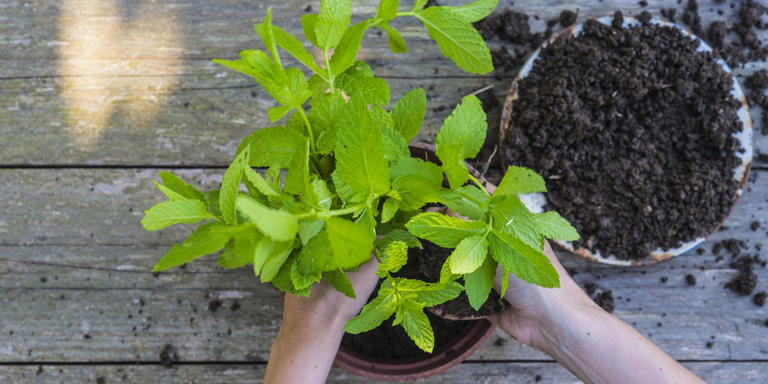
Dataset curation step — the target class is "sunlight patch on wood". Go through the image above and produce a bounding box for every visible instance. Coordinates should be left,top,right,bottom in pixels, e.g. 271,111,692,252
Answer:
57,0,182,145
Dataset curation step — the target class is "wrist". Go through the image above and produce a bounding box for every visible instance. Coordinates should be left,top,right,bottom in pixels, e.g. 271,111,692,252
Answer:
282,294,351,333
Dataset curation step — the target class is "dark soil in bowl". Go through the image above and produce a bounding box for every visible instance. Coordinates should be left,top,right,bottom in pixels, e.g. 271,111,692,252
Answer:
503,18,745,260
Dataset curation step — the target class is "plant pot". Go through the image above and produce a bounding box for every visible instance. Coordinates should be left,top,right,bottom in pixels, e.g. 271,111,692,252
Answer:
499,16,753,266
333,141,497,381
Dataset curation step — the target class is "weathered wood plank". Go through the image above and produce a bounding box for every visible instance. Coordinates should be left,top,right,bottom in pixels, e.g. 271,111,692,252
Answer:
3,168,768,246
0,362,766,383
2,241,767,363
1,0,765,165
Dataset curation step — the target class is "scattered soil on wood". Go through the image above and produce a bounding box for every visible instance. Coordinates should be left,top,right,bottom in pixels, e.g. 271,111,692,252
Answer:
503,19,744,260
754,291,767,306
584,282,615,313
685,274,697,286
159,344,179,368
712,239,766,297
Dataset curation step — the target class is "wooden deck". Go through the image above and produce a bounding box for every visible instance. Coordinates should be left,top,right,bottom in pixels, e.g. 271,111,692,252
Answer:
1,0,767,382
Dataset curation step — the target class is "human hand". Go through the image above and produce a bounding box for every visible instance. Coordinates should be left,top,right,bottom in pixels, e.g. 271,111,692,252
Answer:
282,256,380,330
488,241,596,348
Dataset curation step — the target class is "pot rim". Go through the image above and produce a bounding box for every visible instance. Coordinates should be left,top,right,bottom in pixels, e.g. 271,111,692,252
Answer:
499,16,753,266
334,319,495,381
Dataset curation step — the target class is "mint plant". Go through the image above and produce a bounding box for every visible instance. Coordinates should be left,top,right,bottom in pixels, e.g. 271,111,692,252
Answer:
141,0,579,353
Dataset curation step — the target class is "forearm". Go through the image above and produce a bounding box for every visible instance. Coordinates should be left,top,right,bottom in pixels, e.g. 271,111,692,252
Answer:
264,312,346,384
529,301,704,384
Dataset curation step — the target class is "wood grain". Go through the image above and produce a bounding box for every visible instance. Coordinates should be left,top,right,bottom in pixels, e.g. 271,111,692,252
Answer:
1,362,767,384
0,170,766,363
0,0,765,165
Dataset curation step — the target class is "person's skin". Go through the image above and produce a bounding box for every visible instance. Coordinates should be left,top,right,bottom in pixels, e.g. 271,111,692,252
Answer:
490,241,705,384
264,257,380,384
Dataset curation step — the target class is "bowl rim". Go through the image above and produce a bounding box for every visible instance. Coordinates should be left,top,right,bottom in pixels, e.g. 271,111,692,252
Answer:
499,16,754,266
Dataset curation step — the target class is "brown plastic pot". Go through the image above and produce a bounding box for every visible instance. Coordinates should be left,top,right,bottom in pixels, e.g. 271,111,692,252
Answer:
333,142,497,381
499,16,753,266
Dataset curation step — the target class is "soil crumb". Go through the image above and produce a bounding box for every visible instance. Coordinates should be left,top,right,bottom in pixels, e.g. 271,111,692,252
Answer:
159,344,179,368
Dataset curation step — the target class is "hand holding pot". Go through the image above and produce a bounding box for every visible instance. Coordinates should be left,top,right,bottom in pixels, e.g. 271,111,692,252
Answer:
490,244,705,384
264,257,379,384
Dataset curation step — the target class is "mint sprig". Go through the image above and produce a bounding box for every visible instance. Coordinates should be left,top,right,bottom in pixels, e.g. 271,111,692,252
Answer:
140,0,578,353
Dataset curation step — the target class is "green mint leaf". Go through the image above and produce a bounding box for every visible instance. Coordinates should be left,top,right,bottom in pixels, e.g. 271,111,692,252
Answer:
291,258,322,290
141,200,214,231
236,195,298,241
499,265,510,299
438,185,488,221
370,106,409,162
394,300,434,353
267,106,294,122
346,280,398,333
413,0,428,11
435,94,487,188
325,269,356,298
494,166,547,197
405,212,487,247
439,259,461,282
390,88,426,141
413,6,493,74
463,254,497,310
220,147,249,225
442,0,498,23
309,179,334,210
376,0,399,20
239,126,304,168
254,8,281,65
334,96,391,197
296,229,335,275
330,20,373,76
397,278,463,306
315,0,352,49
158,172,206,201
488,230,559,288
152,223,234,271
376,240,408,277
534,211,580,241
301,14,320,46
215,50,311,108
331,169,364,203
271,23,325,74
389,157,443,186
448,233,488,274
298,220,325,245
491,195,544,252
258,239,296,282
326,216,375,269
381,197,400,223
336,64,391,106
285,137,310,195
243,167,279,198
309,92,345,154
207,189,223,219
378,23,408,53
392,175,442,211
270,254,307,295
153,180,186,201
216,241,240,269
375,229,423,249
